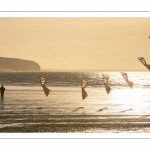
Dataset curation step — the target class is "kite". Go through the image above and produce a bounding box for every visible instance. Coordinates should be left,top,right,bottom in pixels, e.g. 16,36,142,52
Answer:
121,72,134,88
39,76,51,96
138,57,150,70
81,78,88,100
102,74,111,94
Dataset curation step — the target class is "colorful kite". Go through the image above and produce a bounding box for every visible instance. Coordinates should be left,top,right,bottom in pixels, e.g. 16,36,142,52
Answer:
81,78,88,100
102,74,111,94
138,57,150,70
121,72,134,88
39,76,51,96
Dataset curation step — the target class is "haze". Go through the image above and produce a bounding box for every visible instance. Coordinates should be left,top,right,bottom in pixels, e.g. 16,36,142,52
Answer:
0,18,150,71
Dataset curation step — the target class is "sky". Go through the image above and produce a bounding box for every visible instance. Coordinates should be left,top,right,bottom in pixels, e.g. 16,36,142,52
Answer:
0,17,150,71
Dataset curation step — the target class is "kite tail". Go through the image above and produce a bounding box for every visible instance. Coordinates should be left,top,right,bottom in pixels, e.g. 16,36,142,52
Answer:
127,81,134,89
82,87,88,100
146,64,150,70
105,84,111,95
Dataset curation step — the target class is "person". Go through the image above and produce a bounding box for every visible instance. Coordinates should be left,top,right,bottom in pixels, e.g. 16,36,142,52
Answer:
0,85,5,100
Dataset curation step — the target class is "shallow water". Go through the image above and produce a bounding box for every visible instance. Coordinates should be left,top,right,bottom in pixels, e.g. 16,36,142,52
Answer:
1,85,150,115
1,72,150,132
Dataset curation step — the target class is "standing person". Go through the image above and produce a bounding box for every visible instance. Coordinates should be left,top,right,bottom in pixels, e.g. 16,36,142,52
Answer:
0,85,5,100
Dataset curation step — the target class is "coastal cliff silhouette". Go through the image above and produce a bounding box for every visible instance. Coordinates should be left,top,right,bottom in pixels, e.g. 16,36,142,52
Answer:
0,57,40,72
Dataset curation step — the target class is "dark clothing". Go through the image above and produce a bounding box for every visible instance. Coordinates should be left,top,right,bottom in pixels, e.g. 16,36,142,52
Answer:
0,86,5,98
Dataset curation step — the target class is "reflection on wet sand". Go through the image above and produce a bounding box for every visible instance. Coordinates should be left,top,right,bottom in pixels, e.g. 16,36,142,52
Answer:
0,97,4,110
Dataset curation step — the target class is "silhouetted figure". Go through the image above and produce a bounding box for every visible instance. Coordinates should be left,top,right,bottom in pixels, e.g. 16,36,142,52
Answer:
0,85,5,100
0,85,5,110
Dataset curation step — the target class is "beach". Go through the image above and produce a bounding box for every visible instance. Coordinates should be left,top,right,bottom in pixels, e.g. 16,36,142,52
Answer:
1,83,150,133
1,114,150,133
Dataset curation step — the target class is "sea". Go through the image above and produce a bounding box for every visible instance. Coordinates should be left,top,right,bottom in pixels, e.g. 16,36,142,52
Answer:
1,71,150,133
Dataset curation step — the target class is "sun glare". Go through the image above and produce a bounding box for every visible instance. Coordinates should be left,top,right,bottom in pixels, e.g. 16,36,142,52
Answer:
114,87,147,104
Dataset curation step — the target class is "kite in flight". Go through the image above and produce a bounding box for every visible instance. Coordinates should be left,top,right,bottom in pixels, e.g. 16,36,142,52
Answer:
102,74,111,95
81,78,88,100
121,72,134,88
39,76,51,96
138,57,150,70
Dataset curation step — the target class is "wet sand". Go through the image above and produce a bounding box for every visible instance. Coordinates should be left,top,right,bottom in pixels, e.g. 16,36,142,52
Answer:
1,113,150,132
1,86,150,133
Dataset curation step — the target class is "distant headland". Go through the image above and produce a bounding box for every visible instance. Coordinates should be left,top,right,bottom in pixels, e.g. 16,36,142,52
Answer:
0,57,40,72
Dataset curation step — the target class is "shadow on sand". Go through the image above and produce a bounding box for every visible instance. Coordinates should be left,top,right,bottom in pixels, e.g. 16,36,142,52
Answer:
73,107,84,112
0,97,4,110
97,107,108,112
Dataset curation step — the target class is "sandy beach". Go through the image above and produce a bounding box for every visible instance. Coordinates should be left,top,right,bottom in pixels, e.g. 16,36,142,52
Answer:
1,113,150,132
1,85,150,133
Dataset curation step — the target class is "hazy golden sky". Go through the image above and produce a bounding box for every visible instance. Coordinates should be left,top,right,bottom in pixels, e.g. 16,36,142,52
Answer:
0,18,150,71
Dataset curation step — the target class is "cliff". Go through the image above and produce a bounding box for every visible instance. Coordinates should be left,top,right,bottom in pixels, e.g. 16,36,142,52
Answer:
0,57,40,72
